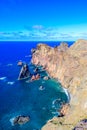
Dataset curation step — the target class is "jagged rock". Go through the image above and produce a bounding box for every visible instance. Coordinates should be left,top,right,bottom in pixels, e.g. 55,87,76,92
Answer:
56,42,68,52
58,103,70,117
13,115,30,125
30,74,40,81
18,64,31,80
31,40,87,130
31,48,36,54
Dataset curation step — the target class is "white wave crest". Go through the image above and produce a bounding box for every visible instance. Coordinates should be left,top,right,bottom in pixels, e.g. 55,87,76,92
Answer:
0,77,7,80
9,117,15,126
7,81,15,85
63,88,71,102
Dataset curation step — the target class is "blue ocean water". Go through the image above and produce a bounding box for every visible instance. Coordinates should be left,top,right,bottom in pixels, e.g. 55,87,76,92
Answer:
0,41,73,130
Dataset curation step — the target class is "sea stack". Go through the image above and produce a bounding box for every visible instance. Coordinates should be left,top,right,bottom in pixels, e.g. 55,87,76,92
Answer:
12,115,30,125
18,63,31,80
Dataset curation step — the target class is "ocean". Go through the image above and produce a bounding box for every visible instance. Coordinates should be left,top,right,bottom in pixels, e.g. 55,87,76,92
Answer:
0,41,73,130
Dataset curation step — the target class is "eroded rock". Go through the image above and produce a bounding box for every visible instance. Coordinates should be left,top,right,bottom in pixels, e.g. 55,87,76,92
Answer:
18,64,31,80
30,74,40,81
31,39,87,130
12,115,30,125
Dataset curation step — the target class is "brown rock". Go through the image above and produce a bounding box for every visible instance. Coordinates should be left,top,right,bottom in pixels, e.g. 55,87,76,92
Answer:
30,74,40,81
31,40,87,130
59,103,70,117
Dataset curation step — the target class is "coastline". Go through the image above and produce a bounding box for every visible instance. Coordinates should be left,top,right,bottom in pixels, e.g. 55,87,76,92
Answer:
31,39,87,130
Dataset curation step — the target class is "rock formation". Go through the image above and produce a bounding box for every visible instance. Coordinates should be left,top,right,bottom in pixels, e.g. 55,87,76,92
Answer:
18,64,31,80
31,39,87,130
30,73,40,81
12,115,30,125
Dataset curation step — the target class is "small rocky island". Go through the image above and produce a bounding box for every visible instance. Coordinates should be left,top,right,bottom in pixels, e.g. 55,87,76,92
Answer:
11,115,30,125
31,39,87,130
18,63,31,80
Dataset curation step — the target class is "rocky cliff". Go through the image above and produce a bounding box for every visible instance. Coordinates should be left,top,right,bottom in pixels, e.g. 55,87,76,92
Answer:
31,39,87,130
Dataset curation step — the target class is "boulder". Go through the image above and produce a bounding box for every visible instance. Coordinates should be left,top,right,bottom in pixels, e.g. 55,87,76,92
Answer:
13,115,30,125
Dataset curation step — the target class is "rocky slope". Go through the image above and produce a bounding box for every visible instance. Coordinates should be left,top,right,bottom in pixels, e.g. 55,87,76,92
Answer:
31,39,87,130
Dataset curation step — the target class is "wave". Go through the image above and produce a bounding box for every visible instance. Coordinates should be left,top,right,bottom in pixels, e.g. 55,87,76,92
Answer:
52,98,61,105
63,88,71,102
25,55,31,58
42,81,45,84
7,81,15,85
0,77,7,81
52,98,61,109
7,64,13,66
10,117,15,126
51,111,58,116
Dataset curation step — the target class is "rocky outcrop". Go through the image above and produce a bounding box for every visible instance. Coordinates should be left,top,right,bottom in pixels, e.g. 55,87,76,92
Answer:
12,115,30,125
30,74,40,81
18,64,31,80
31,39,87,130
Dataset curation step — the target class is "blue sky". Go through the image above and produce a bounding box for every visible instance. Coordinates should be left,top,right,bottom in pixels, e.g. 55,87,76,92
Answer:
0,0,87,41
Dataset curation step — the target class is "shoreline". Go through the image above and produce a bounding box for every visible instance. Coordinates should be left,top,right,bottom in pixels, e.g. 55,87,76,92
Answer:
31,39,87,130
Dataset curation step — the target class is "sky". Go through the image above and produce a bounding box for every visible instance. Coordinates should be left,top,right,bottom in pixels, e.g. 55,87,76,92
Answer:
0,0,87,41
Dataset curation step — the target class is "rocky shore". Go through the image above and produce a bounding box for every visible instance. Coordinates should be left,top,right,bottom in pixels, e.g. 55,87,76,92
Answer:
31,39,87,130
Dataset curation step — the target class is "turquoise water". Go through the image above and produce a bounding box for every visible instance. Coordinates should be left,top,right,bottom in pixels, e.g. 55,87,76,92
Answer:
0,41,71,130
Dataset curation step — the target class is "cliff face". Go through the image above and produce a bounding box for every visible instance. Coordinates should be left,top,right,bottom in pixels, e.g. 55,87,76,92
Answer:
32,39,87,130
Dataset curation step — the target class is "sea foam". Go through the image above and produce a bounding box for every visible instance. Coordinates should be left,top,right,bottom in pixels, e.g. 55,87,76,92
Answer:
0,77,7,81
7,81,15,85
63,88,71,102
7,64,13,66
10,117,15,126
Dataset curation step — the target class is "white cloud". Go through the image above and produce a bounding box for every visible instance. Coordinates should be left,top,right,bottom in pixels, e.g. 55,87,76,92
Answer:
32,25,44,30
0,25,87,41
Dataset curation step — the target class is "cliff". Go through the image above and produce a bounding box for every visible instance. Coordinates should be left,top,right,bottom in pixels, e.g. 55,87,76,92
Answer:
31,39,87,130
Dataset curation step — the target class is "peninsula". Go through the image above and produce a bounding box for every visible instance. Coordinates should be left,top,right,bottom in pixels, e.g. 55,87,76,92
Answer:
31,39,87,130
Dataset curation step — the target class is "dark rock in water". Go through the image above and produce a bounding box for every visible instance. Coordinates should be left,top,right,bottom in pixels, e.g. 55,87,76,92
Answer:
18,64,31,80
31,48,36,54
13,115,30,125
30,74,40,81
34,67,39,73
